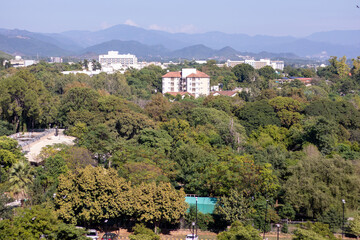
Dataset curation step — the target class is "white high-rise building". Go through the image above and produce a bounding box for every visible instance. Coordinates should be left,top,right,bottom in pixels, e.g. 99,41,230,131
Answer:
98,51,138,70
162,68,210,98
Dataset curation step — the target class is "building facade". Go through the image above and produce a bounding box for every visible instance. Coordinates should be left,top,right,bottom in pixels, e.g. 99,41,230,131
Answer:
226,59,284,71
162,68,210,98
98,51,138,70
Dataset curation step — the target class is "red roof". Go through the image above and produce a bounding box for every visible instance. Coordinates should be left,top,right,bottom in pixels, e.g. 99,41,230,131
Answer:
212,91,239,96
165,92,195,97
162,72,181,78
186,71,210,78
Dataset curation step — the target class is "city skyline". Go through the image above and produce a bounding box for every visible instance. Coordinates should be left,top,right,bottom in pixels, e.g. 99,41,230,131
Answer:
1,0,359,37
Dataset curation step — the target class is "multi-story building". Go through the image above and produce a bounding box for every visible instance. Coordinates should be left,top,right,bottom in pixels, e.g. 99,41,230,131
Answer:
98,51,138,70
226,59,284,71
162,68,210,98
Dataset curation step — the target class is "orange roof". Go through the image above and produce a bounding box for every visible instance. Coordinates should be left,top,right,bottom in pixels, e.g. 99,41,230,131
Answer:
212,91,239,96
162,72,181,78
186,71,210,78
165,92,195,97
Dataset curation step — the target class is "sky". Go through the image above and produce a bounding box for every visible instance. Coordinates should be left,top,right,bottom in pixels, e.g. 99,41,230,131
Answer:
1,0,359,37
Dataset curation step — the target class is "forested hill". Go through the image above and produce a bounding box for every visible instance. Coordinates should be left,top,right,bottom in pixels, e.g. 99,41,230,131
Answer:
1,57,360,238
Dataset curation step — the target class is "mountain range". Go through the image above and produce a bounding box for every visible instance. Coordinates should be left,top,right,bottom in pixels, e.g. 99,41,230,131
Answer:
0,25,359,60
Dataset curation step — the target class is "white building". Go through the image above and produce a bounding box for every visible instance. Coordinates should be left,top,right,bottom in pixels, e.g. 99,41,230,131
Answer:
98,51,138,71
226,59,284,71
10,56,37,67
162,68,210,98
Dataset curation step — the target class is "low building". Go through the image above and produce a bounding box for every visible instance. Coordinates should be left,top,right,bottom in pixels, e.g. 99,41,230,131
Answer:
227,59,284,71
162,68,210,98
277,77,313,86
211,90,239,97
10,56,37,67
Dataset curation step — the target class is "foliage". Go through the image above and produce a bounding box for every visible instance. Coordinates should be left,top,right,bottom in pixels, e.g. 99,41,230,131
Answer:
236,100,281,134
349,213,360,240
293,222,336,240
55,166,133,226
284,151,360,218
231,64,256,84
214,189,252,224
185,205,214,231
129,223,160,240
0,205,58,240
133,182,187,232
217,221,262,240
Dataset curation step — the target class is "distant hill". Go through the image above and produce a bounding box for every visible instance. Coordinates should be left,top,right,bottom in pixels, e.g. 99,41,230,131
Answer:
81,40,169,59
0,28,81,55
306,30,360,47
82,40,299,61
0,25,359,59
0,34,70,56
0,50,12,59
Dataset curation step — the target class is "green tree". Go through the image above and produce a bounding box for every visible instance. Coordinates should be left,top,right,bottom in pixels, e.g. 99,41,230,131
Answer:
269,97,303,128
8,160,33,199
133,182,187,233
0,120,15,136
349,213,360,240
145,93,171,122
258,66,277,80
284,150,360,218
214,189,253,224
138,128,173,154
232,64,256,83
55,166,133,226
236,100,281,134
115,111,156,140
217,221,262,240
293,222,336,240
0,205,58,240
129,223,160,240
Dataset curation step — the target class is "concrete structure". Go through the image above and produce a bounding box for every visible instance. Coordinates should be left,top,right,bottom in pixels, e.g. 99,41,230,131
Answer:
277,77,313,86
162,68,210,98
50,57,63,63
99,51,138,70
226,59,284,71
10,56,37,67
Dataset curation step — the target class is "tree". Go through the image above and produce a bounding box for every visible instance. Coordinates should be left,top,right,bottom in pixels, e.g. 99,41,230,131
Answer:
138,128,173,154
8,160,33,199
133,182,187,233
0,120,14,136
284,151,360,218
258,66,277,80
269,97,303,128
55,166,133,226
232,64,256,83
236,100,281,134
214,189,252,224
145,93,171,122
129,223,160,240
0,69,50,131
0,205,58,240
217,221,262,240
329,56,350,78
293,222,336,240
349,213,360,240
115,111,156,140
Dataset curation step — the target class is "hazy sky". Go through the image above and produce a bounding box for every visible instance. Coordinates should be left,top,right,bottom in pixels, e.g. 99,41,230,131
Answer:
1,0,359,37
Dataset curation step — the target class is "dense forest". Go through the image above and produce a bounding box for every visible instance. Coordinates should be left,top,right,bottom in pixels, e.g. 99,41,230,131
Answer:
1,56,360,239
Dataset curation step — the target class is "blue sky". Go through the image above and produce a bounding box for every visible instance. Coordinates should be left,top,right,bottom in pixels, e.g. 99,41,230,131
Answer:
1,0,359,37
